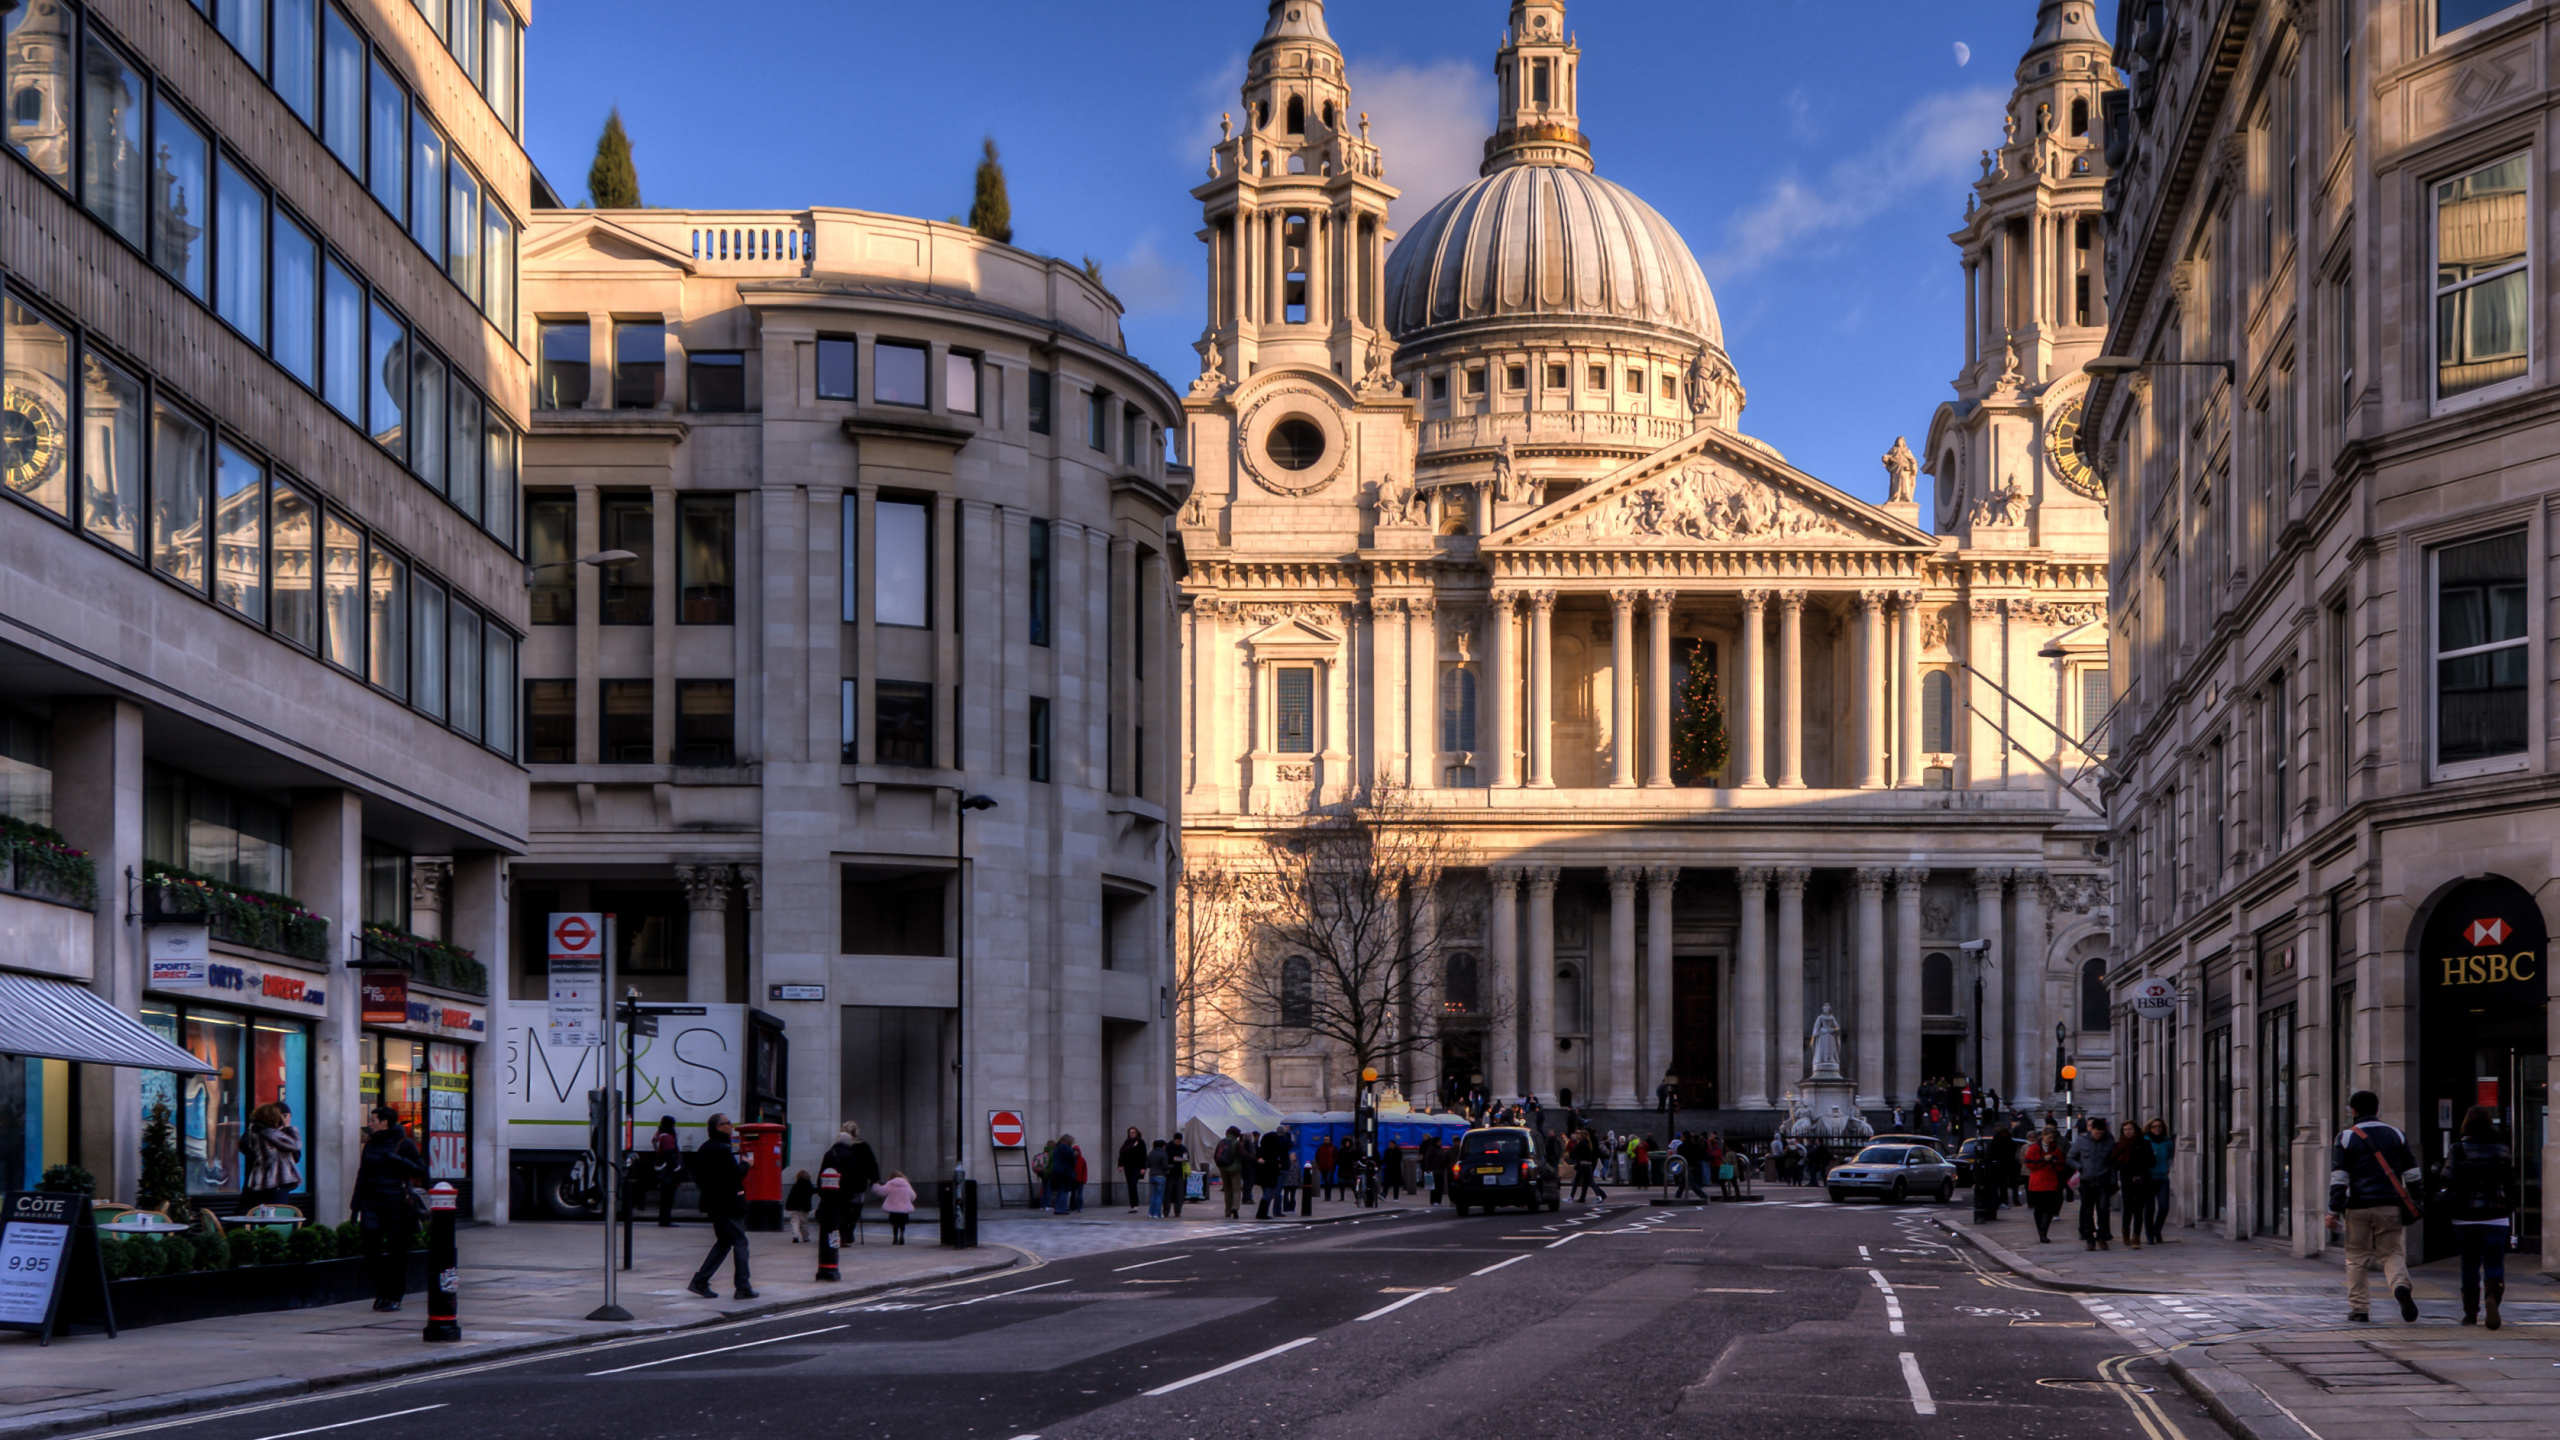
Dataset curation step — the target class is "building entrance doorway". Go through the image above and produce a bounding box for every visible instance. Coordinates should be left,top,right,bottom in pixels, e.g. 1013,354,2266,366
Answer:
1921,1035,1963,1091
1439,1031,1485,1109
2416,875,2546,1257
1671,954,1719,1109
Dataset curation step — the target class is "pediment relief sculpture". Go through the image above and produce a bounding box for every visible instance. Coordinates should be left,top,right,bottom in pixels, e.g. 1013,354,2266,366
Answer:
1534,461,1846,545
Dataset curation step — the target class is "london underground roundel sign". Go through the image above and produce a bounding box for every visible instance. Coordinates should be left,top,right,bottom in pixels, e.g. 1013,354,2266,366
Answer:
2128,976,2178,1017
988,1111,1026,1149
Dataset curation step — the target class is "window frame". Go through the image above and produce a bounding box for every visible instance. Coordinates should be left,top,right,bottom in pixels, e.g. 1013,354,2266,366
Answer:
2429,0,2528,45
2427,526,2536,780
2428,148,2533,414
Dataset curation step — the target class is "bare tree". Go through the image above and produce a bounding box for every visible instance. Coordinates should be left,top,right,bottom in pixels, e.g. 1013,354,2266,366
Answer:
1174,861,1261,1077
1220,785,1490,1090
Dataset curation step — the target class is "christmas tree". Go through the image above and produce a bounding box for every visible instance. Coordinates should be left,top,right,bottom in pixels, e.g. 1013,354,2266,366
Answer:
138,1100,192,1223
1671,657,1728,783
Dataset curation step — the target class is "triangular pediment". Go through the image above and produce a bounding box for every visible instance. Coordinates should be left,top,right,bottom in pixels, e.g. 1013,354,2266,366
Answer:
1240,617,1341,655
522,215,699,273
1488,428,1935,550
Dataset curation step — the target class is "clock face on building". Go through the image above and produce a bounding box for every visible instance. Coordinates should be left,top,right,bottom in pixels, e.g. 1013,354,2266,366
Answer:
2042,388,2103,501
2,386,66,500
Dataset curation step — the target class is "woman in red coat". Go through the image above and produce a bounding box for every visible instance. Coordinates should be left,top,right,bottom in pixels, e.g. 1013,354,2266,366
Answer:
2021,1125,2070,1244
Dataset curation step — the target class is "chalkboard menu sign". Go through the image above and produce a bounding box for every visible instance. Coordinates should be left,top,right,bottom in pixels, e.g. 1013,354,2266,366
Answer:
0,1192,116,1344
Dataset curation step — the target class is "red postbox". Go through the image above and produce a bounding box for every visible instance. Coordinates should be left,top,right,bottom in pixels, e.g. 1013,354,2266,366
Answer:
736,1122,786,1232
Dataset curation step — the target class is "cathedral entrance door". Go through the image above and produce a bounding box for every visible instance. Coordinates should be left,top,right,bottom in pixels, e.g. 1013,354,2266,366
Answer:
1672,953,1720,1110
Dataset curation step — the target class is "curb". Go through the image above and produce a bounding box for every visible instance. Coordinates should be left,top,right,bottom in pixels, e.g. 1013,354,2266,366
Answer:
0,1254,1021,1440
1928,1215,2187,1295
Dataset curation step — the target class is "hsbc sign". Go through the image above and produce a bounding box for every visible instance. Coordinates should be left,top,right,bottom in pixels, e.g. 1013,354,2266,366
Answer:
2420,881,2545,1001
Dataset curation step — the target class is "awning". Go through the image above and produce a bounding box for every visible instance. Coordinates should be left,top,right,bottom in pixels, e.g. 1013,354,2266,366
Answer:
0,971,215,1072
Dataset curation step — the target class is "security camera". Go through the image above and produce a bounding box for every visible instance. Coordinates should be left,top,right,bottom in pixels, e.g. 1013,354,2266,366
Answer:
1957,939,1988,952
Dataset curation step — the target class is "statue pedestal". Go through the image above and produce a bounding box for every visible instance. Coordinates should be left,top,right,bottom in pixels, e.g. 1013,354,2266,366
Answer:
1782,1068,1873,1148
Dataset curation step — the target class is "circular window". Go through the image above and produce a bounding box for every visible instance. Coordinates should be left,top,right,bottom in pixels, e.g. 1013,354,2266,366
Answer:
1265,417,1327,471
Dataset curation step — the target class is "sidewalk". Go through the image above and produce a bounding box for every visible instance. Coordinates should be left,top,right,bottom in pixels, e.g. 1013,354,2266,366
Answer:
0,1220,1019,1440
1938,1206,2560,1440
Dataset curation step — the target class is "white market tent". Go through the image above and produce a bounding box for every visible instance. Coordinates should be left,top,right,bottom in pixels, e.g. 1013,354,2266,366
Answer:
1175,1073,1287,1157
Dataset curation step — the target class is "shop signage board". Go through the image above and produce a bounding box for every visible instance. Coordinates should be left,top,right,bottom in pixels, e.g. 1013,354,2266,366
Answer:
546,912,605,1048
2420,884,2544,1003
0,1192,114,1345
361,972,410,1026
2127,977,2177,1017
144,924,209,988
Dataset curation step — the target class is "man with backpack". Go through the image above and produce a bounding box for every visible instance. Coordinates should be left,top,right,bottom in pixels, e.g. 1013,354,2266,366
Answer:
2328,1089,2424,1323
1216,1126,1245,1218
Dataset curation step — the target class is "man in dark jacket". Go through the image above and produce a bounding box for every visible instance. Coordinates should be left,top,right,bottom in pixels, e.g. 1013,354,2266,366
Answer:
350,1107,427,1311
686,1113,757,1299
1253,1128,1290,1218
816,1127,878,1247
2329,1090,2422,1322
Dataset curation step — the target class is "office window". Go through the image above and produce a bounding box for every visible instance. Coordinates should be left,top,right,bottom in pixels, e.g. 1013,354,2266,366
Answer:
80,29,145,246
482,2,518,132
483,412,515,548
1921,669,1954,752
270,482,316,649
1275,666,1315,753
1028,517,1051,646
214,157,265,344
367,545,407,698
275,0,316,123
447,381,483,520
526,493,573,623
678,496,735,623
3,1,72,191
946,352,979,415
840,870,948,956
816,337,855,399
599,494,654,625
411,575,445,721
483,626,515,756
600,679,652,763
875,681,932,767
1441,665,1477,751
2433,531,2528,767
1027,368,1051,433
2437,0,2525,36
2080,667,2111,751
523,679,573,763
1088,389,1108,450
322,257,363,419
537,321,588,409
320,5,363,172
688,352,745,412
2266,672,2289,846
874,341,926,407
321,512,361,670
366,301,405,459
212,443,264,623
410,346,446,491
449,0,483,93
408,112,444,257
79,351,144,552
448,595,481,739
2432,152,2529,400
1028,695,1052,781
874,500,928,627
272,213,317,385
613,321,664,408
150,402,209,592
0,298,69,518
365,55,404,218
676,680,735,766
482,205,514,337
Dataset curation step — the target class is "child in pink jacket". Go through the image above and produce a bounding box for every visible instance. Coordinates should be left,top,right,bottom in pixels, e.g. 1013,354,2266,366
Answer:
872,1172,917,1245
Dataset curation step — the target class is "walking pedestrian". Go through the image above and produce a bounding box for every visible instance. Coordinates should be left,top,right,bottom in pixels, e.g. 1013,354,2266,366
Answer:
1046,1135,1083,1216
2139,1118,2174,1243
2067,1116,2116,1250
1419,1133,1443,1205
2328,1089,2424,1323
1380,1138,1405,1199
1315,1136,1339,1201
784,1169,815,1242
1145,1138,1169,1217
872,1171,917,1244
2110,1120,2150,1248
649,1115,684,1226
1217,1127,1245,1217
1254,1128,1290,1218
685,1113,757,1299
1166,1134,1190,1217
2022,1125,2068,1243
349,1106,426,1311
2435,1106,2520,1329
1119,1127,1148,1213
1071,1140,1088,1212
817,1128,875,1248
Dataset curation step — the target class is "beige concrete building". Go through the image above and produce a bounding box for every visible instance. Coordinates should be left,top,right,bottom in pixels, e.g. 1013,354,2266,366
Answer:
1179,1,2115,1123
1,0,531,1219
512,205,1184,1206
2089,0,2556,1268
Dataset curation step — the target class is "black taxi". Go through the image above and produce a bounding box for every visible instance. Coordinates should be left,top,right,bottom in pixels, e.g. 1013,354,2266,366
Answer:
1446,1126,1562,1215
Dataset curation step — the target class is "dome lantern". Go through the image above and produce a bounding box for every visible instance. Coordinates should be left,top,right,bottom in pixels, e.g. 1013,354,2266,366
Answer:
1484,1,1591,175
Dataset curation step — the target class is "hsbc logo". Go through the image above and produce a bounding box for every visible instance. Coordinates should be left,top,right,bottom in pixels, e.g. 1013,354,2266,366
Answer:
2466,917,2511,948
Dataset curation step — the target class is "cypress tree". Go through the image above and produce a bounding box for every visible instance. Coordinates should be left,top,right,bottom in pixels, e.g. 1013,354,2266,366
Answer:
1670,654,1729,783
137,1100,193,1223
586,108,641,209
968,136,1012,244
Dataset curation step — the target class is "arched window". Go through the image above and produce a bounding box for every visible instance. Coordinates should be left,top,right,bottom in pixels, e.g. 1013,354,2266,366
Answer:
1280,955,1314,1028
1441,666,1477,752
1922,952,1955,1015
1286,95,1305,135
1921,670,1954,752
1321,101,1336,130
1444,953,1479,1014
2070,97,2090,136
2080,957,2110,1032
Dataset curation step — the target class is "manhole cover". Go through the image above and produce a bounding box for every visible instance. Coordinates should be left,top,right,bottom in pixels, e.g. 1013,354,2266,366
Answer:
2036,1379,2156,1394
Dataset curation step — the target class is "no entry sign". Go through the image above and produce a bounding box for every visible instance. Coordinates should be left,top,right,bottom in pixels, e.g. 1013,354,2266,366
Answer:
987,1110,1026,1148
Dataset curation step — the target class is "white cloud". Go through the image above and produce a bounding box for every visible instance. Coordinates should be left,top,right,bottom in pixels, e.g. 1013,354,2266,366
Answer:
1349,58,1495,232
1702,86,2004,281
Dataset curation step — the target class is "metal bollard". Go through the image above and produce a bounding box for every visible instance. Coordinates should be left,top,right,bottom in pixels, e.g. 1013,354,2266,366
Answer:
1299,1164,1314,1217
815,1168,842,1281
423,1182,460,1342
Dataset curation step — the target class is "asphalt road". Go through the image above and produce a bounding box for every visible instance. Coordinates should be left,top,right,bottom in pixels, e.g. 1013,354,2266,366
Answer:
69,1194,2224,1440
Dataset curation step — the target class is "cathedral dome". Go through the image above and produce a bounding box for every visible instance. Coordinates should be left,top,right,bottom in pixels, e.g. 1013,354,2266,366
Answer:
1384,163,1724,355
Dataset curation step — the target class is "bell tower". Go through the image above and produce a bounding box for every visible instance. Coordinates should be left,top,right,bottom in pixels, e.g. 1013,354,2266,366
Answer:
1193,0,1397,382
1484,1,1591,174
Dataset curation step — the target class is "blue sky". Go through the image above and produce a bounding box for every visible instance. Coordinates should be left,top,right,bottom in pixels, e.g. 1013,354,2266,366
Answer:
525,1,2106,505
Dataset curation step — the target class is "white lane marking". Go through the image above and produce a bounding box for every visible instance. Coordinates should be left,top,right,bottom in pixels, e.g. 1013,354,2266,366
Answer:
1143,1335,1320,1396
1545,1231,1590,1249
1859,1245,1872,1261
248,1407,449,1440
925,1278,1070,1310
1113,1254,1190,1272
1870,1268,1906,1336
1471,1254,1530,1277
1899,1352,1937,1416
1695,1287,1780,1294
586,1325,849,1375
1356,1286,1451,1321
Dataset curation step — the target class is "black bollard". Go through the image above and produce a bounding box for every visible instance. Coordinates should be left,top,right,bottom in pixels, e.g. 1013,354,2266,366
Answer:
1299,1164,1314,1217
423,1183,460,1342
816,1168,842,1281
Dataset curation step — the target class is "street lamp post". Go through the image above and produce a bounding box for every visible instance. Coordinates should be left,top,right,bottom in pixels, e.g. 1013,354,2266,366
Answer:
945,793,997,1247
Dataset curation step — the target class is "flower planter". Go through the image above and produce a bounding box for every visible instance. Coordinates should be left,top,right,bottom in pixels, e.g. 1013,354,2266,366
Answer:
99,1251,429,1329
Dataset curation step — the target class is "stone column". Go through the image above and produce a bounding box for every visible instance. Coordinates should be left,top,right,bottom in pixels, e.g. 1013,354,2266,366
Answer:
1406,599,1438,787
1406,882,1439,1104
1609,591,1638,788
407,859,451,942
676,862,733,1005
1896,591,1924,787
1527,590,1557,789
1776,591,1807,788
1606,867,1639,1106
1855,868,1888,1107
2012,871,2048,1108
1488,594,1520,788
737,862,765,1007
1736,868,1772,1107
1893,868,1927,1107
1736,590,1767,787
1645,590,1676,787
52,698,144,1207
447,853,508,1222
1372,598,1406,788
1488,868,1521,1096
1973,869,2009,1097
1525,868,1561,1100
1776,868,1810,1081
290,789,364,1224
1644,866,1678,1101
1856,593,1886,788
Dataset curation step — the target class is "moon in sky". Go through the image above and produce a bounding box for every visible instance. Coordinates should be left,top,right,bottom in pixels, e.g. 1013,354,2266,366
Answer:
1953,41,1972,66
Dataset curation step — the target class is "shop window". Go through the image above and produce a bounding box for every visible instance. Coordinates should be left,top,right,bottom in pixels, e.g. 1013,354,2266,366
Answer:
523,679,574,763
143,762,290,893
600,679,652,763
2432,530,2528,769
613,320,664,408
143,1005,312,1200
676,680,735,766
874,341,927,407
841,868,948,956
599,494,654,624
688,352,746,412
678,496,735,623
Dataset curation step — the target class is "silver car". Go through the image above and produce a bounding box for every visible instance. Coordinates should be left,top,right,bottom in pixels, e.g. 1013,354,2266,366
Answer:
1825,1144,1957,1204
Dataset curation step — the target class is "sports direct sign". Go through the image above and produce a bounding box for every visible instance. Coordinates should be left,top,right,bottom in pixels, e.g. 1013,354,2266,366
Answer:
2127,976,2178,1017
988,1110,1026,1148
